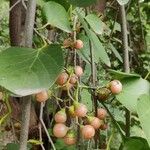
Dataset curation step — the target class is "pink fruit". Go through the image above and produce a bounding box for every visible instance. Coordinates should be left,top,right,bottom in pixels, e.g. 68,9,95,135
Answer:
74,66,83,77
35,91,48,102
53,123,68,138
74,39,83,49
69,74,78,84
54,109,67,123
88,116,103,129
97,108,107,120
56,72,69,86
109,80,122,94
74,102,88,117
81,125,95,139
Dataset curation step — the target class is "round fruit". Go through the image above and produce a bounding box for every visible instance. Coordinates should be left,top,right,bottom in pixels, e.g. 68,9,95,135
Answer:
109,80,122,94
74,66,83,77
0,92,3,100
54,109,67,123
63,131,76,145
35,91,48,102
53,123,68,138
56,72,69,86
97,108,107,120
96,88,111,101
74,102,87,117
69,74,78,84
88,116,102,129
81,125,95,139
100,124,108,130
74,39,83,49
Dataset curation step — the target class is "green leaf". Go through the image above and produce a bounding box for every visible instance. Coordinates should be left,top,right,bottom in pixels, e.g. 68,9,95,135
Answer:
85,14,104,35
77,34,90,63
6,143,19,150
43,1,72,33
117,0,129,5
137,94,150,147
77,12,110,66
122,137,150,150
48,0,70,10
67,0,96,7
116,78,150,112
108,69,140,79
0,44,64,96
107,43,123,62
81,89,92,111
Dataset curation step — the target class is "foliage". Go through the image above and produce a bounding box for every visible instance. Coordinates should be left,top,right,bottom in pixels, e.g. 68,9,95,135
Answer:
0,0,149,149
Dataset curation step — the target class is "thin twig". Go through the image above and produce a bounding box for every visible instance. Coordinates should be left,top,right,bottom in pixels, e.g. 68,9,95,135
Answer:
73,15,78,67
9,0,27,11
39,102,56,150
9,0,21,11
137,0,147,51
89,38,98,148
38,123,45,150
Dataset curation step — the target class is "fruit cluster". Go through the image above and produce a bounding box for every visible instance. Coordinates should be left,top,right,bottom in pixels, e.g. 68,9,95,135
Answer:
56,65,83,90
52,102,108,145
34,65,123,146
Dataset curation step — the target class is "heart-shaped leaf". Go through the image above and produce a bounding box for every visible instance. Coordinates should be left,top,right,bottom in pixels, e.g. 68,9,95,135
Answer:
137,94,150,147
67,0,96,7
116,78,150,112
43,1,72,33
0,44,64,96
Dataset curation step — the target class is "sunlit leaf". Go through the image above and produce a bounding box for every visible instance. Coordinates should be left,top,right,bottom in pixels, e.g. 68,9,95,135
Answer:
85,14,104,35
43,1,72,33
0,44,64,96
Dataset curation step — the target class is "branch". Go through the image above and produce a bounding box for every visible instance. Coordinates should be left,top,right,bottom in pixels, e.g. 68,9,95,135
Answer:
89,37,98,148
19,0,36,150
120,4,130,137
137,0,147,51
39,122,45,150
39,102,56,150
19,96,32,150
